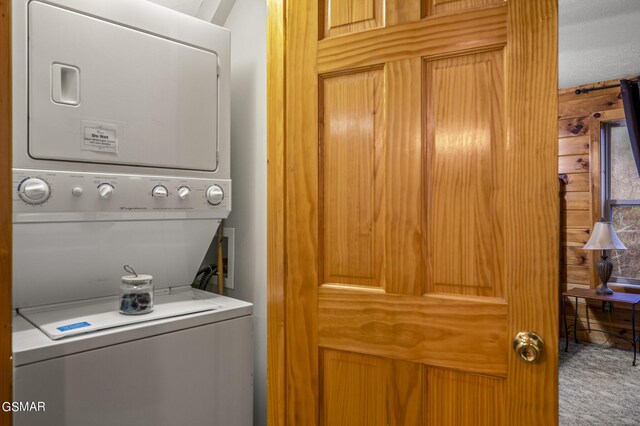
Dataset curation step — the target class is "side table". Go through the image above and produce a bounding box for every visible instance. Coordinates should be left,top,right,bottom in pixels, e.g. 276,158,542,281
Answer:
562,287,640,366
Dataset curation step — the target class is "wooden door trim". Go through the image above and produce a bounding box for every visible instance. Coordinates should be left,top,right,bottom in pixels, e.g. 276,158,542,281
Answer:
281,0,320,421
267,0,286,425
0,0,12,424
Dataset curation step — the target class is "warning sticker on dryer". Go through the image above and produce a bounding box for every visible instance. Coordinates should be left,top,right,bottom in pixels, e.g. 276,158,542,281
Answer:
82,122,118,153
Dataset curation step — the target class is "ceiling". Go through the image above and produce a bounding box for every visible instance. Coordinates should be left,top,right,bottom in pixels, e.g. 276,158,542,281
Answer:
560,0,640,88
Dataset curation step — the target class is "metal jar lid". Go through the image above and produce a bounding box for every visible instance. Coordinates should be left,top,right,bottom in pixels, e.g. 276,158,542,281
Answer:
121,274,153,284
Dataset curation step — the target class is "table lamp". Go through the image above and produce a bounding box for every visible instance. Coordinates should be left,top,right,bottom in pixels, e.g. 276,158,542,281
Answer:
583,218,627,295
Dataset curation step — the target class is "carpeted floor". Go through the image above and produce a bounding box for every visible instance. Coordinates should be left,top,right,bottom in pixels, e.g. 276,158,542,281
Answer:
560,337,640,425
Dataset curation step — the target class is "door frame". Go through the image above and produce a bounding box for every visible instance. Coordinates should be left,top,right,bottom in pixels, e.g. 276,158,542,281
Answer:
267,0,558,424
266,0,286,425
0,0,12,424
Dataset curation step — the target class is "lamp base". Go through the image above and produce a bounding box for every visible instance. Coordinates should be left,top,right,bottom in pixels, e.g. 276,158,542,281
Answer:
596,254,614,295
595,283,614,295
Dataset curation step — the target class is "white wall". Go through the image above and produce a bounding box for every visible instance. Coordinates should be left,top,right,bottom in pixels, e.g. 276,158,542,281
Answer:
222,1,267,425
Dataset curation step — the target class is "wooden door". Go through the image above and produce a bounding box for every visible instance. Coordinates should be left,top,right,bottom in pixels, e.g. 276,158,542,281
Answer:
267,0,558,424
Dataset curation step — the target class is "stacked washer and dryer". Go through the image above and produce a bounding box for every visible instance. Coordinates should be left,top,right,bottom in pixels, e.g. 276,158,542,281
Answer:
10,1,252,425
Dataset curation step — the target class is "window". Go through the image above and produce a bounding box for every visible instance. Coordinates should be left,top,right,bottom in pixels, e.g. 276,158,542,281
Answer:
604,122,640,283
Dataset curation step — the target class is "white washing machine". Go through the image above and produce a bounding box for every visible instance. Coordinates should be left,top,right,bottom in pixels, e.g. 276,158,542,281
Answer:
13,288,253,426
10,0,252,424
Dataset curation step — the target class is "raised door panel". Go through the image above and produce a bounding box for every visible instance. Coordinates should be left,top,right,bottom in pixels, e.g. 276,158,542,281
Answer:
424,50,505,298
320,70,385,287
323,0,383,38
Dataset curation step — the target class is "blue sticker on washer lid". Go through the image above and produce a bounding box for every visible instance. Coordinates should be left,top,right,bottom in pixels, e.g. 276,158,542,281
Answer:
56,321,91,332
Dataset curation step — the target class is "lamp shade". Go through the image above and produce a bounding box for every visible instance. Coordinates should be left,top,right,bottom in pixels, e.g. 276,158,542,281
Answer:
583,221,627,250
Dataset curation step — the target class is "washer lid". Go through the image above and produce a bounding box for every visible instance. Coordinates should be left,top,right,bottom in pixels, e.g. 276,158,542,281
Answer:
13,287,253,366
19,288,222,340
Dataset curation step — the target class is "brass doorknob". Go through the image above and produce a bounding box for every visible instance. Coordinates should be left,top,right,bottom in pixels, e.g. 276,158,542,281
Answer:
513,332,544,363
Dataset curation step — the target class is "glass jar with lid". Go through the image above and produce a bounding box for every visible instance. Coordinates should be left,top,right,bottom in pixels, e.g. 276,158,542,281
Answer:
120,273,154,315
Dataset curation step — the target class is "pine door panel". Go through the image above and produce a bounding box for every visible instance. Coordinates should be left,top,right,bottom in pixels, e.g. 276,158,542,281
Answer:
320,69,385,287
425,50,505,297
322,0,383,38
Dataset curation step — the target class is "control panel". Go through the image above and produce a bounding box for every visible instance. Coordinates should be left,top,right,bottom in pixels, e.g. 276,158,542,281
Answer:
13,169,231,220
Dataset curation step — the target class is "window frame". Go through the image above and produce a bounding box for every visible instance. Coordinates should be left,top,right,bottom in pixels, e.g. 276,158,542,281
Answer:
602,120,640,285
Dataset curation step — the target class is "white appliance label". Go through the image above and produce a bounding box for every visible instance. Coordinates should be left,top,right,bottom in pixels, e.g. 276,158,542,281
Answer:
82,122,118,153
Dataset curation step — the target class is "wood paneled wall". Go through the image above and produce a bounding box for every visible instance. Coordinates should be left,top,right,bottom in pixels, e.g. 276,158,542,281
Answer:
559,78,640,347
0,0,11,423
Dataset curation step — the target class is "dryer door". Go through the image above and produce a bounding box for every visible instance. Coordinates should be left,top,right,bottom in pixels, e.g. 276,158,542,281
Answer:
28,1,219,172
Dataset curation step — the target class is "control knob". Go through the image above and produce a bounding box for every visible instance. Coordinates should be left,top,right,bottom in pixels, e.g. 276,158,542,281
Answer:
152,185,168,199
98,183,114,199
206,185,224,205
18,178,51,204
177,186,191,200
72,186,83,197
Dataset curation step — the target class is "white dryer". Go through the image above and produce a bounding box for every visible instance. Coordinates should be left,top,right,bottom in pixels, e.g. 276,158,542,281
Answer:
10,0,252,424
